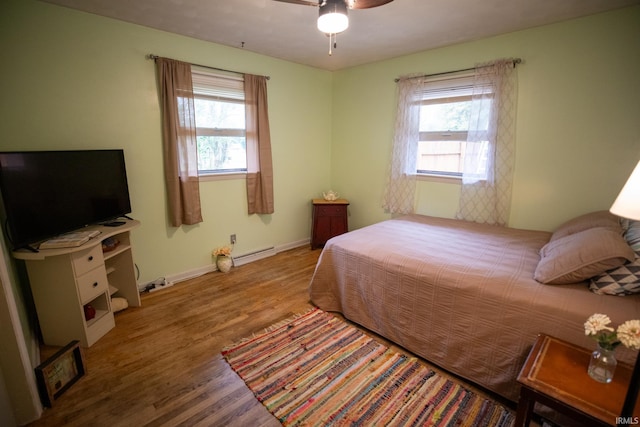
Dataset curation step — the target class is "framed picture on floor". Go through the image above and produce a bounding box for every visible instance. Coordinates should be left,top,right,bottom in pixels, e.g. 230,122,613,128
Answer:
34,340,86,407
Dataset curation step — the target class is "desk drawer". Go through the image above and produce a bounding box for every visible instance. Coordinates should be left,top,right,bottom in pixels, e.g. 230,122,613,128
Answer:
72,245,104,277
77,265,108,304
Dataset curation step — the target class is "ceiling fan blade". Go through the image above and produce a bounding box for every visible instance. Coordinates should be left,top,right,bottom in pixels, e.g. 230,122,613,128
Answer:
349,0,394,9
272,0,319,6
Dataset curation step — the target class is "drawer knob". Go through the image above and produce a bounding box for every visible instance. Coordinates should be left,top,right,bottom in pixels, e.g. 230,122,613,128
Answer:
93,282,98,288
88,256,94,262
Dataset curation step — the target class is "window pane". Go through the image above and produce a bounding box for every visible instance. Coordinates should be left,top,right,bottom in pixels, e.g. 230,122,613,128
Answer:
464,140,490,178
194,98,245,129
417,140,465,174
197,136,247,172
417,96,491,178
194,96,247,173
419,101,470,132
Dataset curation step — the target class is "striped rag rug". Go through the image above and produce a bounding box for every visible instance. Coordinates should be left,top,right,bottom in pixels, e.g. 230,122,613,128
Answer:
222,308,515,426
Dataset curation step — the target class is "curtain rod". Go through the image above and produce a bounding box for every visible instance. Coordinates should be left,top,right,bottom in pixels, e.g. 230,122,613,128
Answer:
147,54,270,80
394,58,522,83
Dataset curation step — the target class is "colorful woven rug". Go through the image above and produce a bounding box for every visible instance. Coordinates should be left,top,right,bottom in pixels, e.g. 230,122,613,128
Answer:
222,308,514,426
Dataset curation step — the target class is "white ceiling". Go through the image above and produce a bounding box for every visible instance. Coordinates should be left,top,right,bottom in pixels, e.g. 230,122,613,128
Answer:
40,0,639,71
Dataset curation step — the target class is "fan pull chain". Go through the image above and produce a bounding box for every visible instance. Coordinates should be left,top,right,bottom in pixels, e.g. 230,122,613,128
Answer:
328,33,338,56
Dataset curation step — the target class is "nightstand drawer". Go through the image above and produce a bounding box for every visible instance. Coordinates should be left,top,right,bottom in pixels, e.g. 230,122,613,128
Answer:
72,245,104,277
77,265,108,304
316,205,347,216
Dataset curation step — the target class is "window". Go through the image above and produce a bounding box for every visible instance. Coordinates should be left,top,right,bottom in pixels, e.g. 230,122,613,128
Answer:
192,69,246,174
416,73,490,179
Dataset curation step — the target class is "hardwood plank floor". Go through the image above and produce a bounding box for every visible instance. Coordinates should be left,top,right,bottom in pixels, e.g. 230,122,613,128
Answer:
29,246,319,427
27,245,519,427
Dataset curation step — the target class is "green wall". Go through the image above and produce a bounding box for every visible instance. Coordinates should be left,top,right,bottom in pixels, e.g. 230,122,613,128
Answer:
0,0,333,286
332,6,640,231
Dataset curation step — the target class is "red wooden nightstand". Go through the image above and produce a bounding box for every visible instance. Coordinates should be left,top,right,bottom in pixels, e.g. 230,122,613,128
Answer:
311,198,349,249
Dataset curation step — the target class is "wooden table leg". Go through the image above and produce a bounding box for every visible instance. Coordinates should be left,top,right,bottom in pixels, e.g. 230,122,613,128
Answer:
514,387,535,427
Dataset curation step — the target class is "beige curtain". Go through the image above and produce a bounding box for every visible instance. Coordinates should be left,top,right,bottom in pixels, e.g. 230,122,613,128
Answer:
244,74,274,214
156,57,203,226
455,58,518,226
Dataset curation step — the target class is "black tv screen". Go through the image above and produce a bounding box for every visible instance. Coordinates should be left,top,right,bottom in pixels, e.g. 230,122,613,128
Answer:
0,150,132,250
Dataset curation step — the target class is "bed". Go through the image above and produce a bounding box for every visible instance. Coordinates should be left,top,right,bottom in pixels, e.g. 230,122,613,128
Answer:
309,212,640,403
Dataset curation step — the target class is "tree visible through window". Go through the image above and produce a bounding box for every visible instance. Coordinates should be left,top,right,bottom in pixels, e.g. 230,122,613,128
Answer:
192,69,247,174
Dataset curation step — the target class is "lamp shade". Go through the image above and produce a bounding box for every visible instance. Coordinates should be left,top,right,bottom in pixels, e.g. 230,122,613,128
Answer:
610,160,640,221
318,0,349,34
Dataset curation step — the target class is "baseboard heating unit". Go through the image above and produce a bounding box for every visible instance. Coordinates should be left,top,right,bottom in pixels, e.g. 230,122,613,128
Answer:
232,246,276,267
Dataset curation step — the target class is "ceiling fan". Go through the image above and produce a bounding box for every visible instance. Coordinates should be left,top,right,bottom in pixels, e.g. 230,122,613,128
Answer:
274,0,394,10
273,0,394,34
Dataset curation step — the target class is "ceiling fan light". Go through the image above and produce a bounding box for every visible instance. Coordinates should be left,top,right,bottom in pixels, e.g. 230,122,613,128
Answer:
317,0,349,34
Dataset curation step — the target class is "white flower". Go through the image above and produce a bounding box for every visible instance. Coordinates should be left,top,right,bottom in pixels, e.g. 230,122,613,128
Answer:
617,320,640,350
584,313,614,336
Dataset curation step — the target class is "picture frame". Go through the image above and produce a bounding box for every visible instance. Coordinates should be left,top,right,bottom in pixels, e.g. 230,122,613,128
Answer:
34,340,85,407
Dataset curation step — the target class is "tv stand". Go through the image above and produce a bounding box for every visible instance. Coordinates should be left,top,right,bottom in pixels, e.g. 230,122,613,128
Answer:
13,219,141,347
21,244,39,253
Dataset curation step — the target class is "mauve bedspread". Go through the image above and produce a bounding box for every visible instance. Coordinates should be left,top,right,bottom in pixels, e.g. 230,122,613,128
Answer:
309,214,640,402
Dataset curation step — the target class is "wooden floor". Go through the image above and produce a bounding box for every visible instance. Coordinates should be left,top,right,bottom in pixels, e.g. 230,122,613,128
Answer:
29,246,319,427
27,245,517,427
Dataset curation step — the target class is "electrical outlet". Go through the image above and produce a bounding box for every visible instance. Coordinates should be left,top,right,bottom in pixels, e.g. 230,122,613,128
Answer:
230,234,236,244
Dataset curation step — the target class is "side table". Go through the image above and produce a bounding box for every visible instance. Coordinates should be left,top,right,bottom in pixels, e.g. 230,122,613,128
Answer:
515,334,640,426
311,198,349,249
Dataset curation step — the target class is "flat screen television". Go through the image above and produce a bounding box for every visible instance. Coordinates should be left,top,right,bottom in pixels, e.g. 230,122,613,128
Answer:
0,149,132,250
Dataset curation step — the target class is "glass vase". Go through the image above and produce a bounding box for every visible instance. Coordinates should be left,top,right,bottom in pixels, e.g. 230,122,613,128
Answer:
588,343,617,383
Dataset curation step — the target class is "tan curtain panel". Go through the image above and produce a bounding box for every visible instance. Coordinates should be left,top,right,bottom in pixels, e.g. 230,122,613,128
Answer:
156,57,203,226
244,74,274,215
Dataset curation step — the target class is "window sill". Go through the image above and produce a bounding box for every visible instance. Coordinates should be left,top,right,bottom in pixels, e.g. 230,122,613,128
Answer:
416,173,461,184
199,172,246,182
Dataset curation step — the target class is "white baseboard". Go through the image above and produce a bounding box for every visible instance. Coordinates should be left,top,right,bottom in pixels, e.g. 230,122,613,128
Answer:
138,238,311,289
164,265,216,287
275,238,310,253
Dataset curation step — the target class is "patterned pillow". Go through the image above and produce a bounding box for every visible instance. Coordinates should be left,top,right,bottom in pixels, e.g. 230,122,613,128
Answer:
622,219,640,251
590,252,640,296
